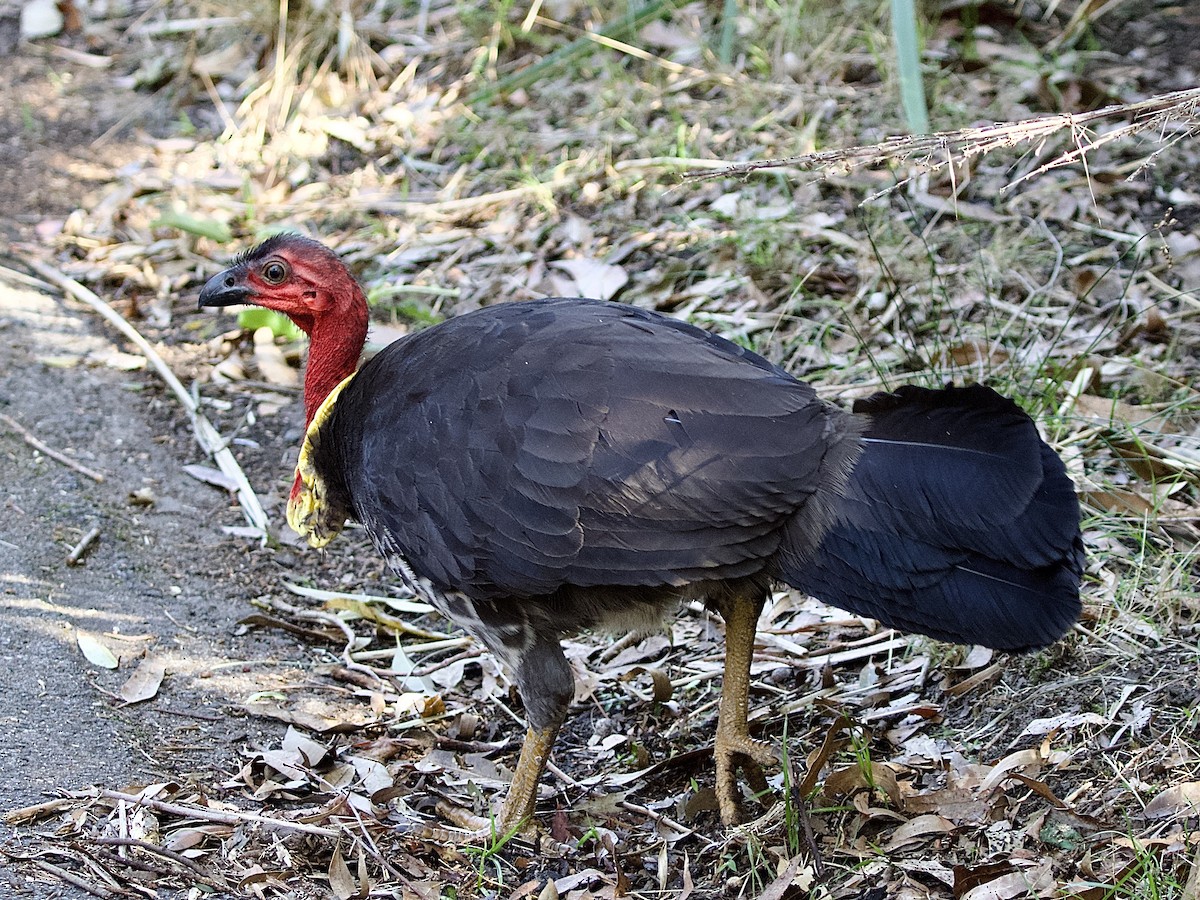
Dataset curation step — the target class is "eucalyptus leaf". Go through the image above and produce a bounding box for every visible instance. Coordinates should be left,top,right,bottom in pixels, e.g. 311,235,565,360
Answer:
237,308,305,340
151,211,233,243
77,630,119,669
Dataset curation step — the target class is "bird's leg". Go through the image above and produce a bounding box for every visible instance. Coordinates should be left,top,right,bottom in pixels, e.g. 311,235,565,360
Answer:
428,624,573,843
432,722,563,838
485,629,575,835
495,722,562,833
712,592,775,826
427,627,572,844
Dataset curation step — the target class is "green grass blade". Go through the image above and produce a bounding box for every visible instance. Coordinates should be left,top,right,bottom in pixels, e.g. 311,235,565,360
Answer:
717,0,738,65
891,0,929,133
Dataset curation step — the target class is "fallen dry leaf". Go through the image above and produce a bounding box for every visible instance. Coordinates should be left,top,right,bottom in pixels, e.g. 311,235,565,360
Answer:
328,847,356,900
76,630,119,669
119,655,166,703
252,327,299,387
182,464,239,493
549,258,629,301
1144,782,1200,819
885,813,956,850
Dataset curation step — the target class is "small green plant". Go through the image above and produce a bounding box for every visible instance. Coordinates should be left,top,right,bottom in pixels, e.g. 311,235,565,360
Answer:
366,284,451,328
777,719,805,860
1100,834,1186,900
849,727,876,791
461,812,524,891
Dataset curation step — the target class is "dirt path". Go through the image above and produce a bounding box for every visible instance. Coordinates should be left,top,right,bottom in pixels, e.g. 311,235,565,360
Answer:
0,275,299,898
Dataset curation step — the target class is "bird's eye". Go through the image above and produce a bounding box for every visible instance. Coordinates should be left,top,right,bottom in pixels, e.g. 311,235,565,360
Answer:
262,260,289,284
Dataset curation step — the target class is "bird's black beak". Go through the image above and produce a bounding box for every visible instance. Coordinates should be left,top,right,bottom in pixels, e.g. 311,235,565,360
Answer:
198,269,253,310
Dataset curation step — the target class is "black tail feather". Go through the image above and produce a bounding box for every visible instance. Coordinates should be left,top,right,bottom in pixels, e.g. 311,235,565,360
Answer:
779,384,1083,651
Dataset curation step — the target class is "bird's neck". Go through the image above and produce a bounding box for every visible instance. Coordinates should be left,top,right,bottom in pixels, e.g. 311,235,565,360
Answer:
288,292,368,508
302,295,369,428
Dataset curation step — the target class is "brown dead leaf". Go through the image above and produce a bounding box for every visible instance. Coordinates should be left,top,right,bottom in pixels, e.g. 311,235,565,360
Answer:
1073,394,1175,434
757,855,815,900
960,862,1054,900
119,655,166,703
396,692,445,718
244,698,377,732
282,726,332,767
903,787,995,824
328,847,356,900
162,827,217,852
945,661,1003,698
259,748,310,783
939,340,1010,368
252,327,299,387
885,813,956,850
953,861,1017,899
980,745,1069,792
622,666,673,703
1144,782,1200,819
1111,438,1187,482
824,762,901,805
1082,488,1156,517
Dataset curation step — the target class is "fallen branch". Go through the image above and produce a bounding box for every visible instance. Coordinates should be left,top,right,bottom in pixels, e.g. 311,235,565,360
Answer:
30,860,115,899
72,788,342,838
0,412,106,483
3,796,77,826
266,594,392,687
91,836,224,886
281,580,434,615
23,259,269,541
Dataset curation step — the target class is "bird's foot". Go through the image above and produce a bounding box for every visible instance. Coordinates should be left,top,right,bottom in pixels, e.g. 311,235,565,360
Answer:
396,723,568,852
714,733,777,826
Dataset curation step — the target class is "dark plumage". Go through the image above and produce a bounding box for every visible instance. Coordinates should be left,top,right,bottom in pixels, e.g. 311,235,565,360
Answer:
200,235,1084,833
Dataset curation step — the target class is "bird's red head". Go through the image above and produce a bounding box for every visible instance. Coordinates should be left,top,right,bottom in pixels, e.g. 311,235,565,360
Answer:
200,234,370,508
198,234,365,336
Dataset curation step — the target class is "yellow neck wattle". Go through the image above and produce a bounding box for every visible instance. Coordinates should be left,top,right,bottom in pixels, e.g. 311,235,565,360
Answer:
287,372,356,547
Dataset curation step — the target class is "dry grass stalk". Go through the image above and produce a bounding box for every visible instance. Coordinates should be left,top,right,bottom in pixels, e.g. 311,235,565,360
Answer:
684,87,1200,192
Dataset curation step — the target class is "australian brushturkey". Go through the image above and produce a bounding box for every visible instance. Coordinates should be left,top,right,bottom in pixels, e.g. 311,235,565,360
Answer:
200,234,1083,834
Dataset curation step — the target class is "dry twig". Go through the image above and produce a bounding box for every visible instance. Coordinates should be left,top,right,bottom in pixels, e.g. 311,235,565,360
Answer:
3,796,77,826
0,412,106,483
29,860,115,899
71,788,342,838
66,525,102,566
91,837,224,886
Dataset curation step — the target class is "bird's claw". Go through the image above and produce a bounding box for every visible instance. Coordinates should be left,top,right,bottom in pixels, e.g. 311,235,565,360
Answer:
714,734,778,825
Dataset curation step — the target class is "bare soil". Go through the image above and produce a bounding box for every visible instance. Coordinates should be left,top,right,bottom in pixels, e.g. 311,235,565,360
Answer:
0,49,304,899
0,283,321,899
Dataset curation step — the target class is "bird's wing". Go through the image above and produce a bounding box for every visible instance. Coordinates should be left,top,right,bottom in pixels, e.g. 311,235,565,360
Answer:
339,299,854,598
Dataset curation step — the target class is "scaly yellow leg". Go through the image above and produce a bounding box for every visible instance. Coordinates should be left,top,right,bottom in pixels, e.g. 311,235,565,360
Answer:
432,723,560,837
497,724,560,833
714,595,776,826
